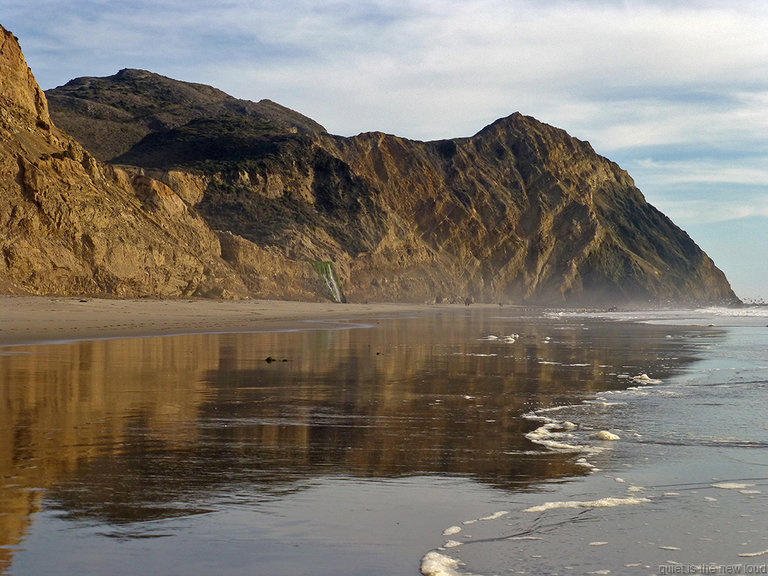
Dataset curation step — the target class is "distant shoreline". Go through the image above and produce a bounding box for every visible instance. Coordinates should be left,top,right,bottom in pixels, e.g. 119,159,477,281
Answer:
0,296,456,346
1,295,750,347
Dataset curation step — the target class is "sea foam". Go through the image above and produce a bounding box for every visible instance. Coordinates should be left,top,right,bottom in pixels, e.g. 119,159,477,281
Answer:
590,430,620,441
712,482,755,490
524,496,650,513
420,551,463,576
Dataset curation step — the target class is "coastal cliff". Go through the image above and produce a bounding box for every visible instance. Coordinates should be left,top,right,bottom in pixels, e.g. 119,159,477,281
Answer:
1,25,739,304
0,25,258,297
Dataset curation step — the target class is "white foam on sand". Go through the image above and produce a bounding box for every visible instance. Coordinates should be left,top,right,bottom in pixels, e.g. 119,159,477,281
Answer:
523,409,623,463
631,374,663,385
443,526,462,536
524,496,650,513
712,482,756,490
590,430,620,441
480,511,509,521
576,457,599,471
526,431,585,452
420,551,463,576
739,549,768,558
588,400,624,407
443,540,462,548
535,405,579,414
524,416,588,452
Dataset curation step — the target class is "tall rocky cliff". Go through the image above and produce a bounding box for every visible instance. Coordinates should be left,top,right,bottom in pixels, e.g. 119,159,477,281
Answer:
0,25,250,297
0,26,333,300
47,69,738,305
2,25,738,304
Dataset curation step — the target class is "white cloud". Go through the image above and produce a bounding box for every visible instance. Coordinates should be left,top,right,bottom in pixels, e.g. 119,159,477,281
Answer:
635,157,768,187
652,198,768,226
9,1,768,138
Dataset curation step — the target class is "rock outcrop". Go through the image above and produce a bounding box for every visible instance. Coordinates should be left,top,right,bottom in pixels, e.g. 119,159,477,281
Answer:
4,25,738,304
46,67,325,162
48,66,738,305
1,25,250,298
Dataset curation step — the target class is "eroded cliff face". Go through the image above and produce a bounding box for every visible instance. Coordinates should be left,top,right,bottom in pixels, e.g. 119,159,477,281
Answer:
151,121,737,305
1,26,249,298
29,38,740,304
323,117,738,305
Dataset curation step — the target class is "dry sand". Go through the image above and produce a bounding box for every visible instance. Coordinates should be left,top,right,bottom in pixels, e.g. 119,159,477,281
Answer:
0,296,448,346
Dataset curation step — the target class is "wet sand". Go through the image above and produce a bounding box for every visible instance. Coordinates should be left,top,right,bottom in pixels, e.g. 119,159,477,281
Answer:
0,296,445,346
4,303,765,575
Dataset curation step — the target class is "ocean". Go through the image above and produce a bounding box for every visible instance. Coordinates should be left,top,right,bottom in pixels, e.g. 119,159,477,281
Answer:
1,306,767,575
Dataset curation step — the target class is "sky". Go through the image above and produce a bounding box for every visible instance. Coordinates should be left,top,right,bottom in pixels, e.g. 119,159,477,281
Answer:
4,0,767,300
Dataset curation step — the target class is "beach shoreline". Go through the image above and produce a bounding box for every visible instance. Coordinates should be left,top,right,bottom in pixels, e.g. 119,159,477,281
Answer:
2,295,757,348
0,295,464,346
3,301,768,575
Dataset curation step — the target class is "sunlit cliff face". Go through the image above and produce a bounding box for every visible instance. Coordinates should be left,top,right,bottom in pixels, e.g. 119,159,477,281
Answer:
0,311,711,570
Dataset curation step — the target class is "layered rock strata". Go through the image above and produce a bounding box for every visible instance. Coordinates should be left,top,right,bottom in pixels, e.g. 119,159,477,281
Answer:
2,26,739,304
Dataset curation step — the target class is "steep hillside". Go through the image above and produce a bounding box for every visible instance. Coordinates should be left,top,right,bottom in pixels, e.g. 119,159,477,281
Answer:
48,66,737,304
46,68,325,162
0,26,246,298
38,49,739,304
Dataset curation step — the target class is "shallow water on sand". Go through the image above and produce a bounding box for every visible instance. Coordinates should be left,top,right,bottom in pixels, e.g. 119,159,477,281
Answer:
1,307,765,575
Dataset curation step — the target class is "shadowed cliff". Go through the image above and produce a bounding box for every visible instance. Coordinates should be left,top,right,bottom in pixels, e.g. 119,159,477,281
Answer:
47,65,737,304
1,23,739,304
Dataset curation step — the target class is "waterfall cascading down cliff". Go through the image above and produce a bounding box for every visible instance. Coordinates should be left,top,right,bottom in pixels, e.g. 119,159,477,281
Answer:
313,262,346,303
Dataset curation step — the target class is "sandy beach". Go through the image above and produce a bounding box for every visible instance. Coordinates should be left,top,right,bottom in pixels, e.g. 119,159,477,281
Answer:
3,303,768,575
0,295,443,346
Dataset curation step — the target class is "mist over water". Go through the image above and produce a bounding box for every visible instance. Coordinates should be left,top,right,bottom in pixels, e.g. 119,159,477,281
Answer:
1,307,764,575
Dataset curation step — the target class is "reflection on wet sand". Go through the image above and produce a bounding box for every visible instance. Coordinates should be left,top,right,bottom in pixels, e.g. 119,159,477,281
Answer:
0,335,219,572
0,310,708,573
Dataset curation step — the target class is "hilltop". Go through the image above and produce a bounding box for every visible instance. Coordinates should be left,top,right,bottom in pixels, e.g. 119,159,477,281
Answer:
1,25,739,305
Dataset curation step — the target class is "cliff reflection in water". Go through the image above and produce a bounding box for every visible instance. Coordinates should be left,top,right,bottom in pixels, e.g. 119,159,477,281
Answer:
0,309,707,571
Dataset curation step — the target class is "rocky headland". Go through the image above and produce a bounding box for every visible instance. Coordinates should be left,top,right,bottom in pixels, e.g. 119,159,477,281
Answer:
1,24,739,305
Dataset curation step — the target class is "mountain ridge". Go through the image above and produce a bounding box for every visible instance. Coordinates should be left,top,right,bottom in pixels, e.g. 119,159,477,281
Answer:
46,67,326,162
1,27,739,304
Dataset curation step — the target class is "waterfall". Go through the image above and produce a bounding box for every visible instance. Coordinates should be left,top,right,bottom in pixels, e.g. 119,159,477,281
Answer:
313,261,346,303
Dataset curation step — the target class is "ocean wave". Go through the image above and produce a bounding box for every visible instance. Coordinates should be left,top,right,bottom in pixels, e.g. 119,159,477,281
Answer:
697,306,768,317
